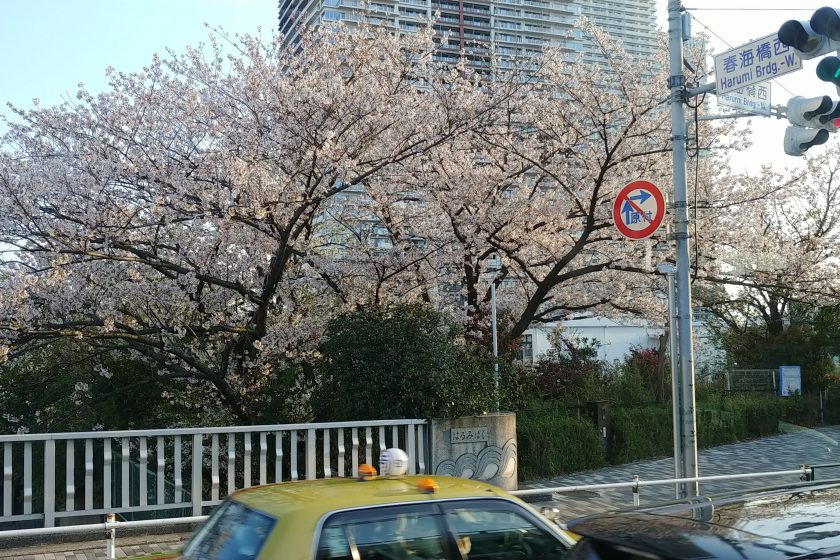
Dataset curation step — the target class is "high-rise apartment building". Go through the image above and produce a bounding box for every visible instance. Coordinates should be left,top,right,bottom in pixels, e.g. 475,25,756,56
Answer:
577,0,657,61
278,0,658,68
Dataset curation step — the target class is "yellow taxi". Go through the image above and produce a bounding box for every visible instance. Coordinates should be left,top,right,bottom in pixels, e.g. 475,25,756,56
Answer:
175,449,575,560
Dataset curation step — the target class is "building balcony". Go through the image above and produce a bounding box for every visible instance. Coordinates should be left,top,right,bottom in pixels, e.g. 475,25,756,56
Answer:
463,6,490,15
524,25,552,34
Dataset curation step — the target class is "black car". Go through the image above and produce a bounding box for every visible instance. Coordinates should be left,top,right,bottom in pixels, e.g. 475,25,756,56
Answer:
564,480,840,559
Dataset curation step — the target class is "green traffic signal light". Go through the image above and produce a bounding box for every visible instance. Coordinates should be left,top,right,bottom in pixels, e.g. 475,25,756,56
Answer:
817,56,840,86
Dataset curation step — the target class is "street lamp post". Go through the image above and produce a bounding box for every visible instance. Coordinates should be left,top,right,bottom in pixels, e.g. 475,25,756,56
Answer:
491,281,500,413
658,263,684,498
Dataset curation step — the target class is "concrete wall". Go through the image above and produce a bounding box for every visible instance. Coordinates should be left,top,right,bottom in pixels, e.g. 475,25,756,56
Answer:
429,413,517,491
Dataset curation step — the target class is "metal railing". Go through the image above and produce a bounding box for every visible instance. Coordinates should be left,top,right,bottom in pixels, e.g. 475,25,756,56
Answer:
0,419,427,528
511,466,813,507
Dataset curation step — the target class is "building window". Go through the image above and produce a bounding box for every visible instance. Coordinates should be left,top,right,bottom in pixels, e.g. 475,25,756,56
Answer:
518,334,533,363
322,10,343,20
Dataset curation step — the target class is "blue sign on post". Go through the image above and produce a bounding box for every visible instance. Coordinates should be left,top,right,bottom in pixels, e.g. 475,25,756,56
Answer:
779,365,802,397
718,83,771,116
714,33,802,95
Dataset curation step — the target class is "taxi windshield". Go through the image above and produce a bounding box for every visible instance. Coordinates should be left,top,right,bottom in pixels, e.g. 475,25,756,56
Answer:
182,499,276,560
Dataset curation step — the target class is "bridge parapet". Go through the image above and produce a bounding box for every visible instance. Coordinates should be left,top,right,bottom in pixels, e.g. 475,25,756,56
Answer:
0,419,427,528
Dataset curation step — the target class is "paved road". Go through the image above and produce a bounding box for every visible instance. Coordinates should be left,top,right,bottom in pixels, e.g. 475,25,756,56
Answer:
7,425,840,559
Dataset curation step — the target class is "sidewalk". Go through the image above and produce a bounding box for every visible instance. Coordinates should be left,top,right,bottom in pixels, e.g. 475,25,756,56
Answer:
0,532,189,560
6,426,840,558
520,425,840,518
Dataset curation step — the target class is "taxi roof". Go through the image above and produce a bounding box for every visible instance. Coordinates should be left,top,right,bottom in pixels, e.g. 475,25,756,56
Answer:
230,474,513,518
198,475,565,560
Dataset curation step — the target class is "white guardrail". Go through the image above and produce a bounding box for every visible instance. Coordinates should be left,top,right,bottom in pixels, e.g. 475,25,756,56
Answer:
0,419,428,528
510,466,813,506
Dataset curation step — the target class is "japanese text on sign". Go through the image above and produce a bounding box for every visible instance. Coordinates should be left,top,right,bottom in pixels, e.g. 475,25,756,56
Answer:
714,33,801,94
718,83,771,116
450,427,489,443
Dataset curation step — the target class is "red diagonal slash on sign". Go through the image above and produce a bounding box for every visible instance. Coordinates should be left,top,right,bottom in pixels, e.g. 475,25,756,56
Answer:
621,191,651,223
612,180,664,240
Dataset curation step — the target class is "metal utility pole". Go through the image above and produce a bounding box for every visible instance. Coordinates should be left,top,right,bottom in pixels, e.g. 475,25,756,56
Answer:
668,0,699,497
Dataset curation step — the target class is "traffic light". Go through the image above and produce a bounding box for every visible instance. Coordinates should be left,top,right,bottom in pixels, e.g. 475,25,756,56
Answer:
778,10,840,59
784,127,830,156
779,8,840,94
817,56,840,89
784,95,837,156
811,7,840,40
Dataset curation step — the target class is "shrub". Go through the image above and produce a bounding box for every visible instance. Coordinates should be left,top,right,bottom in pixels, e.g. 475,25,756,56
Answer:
517,409,606,480
608,405,673,464
625,345,665,401
312,304,495,421
533,334,604,400
696,397,739,447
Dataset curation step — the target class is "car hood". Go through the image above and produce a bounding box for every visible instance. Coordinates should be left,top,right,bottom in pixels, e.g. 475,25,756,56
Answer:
567,482,840,559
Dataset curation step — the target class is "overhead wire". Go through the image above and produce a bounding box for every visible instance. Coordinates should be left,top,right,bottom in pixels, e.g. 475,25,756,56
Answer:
686,11,799,98
684,8,826,12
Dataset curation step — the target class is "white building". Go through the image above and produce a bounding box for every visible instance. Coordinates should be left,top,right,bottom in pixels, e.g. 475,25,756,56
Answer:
519,310,726,375
520,316,662,364
277,0,658,67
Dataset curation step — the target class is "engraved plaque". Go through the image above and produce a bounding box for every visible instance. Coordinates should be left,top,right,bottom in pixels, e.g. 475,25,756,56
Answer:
450,427,488,444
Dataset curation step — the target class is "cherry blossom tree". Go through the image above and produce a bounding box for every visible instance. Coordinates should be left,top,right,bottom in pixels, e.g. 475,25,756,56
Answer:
696,141,840,334
368,22,699,343
0,25,512,422
1,19,817,423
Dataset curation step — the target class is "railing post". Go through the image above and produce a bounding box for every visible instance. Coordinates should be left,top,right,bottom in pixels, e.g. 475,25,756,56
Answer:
417,423,426,474
191,434,203,516
307,428,316,480
44,440,56,528
407,424,416,475
3,443,12,518
801,464,814,482
632,475,640,507
105,513,116,559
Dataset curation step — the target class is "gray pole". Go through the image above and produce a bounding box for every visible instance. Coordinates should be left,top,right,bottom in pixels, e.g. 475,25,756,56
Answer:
491,282,500,413
664,267,683,497
658,264,683,496
668,0,699,497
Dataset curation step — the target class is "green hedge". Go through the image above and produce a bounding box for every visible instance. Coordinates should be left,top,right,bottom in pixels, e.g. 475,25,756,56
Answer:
517,410,606,481
608,405,674,464
517,394,831,481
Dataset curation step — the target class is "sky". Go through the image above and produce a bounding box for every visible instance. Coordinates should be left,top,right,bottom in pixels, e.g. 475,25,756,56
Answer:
0,0,835,174
0,0,273,112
